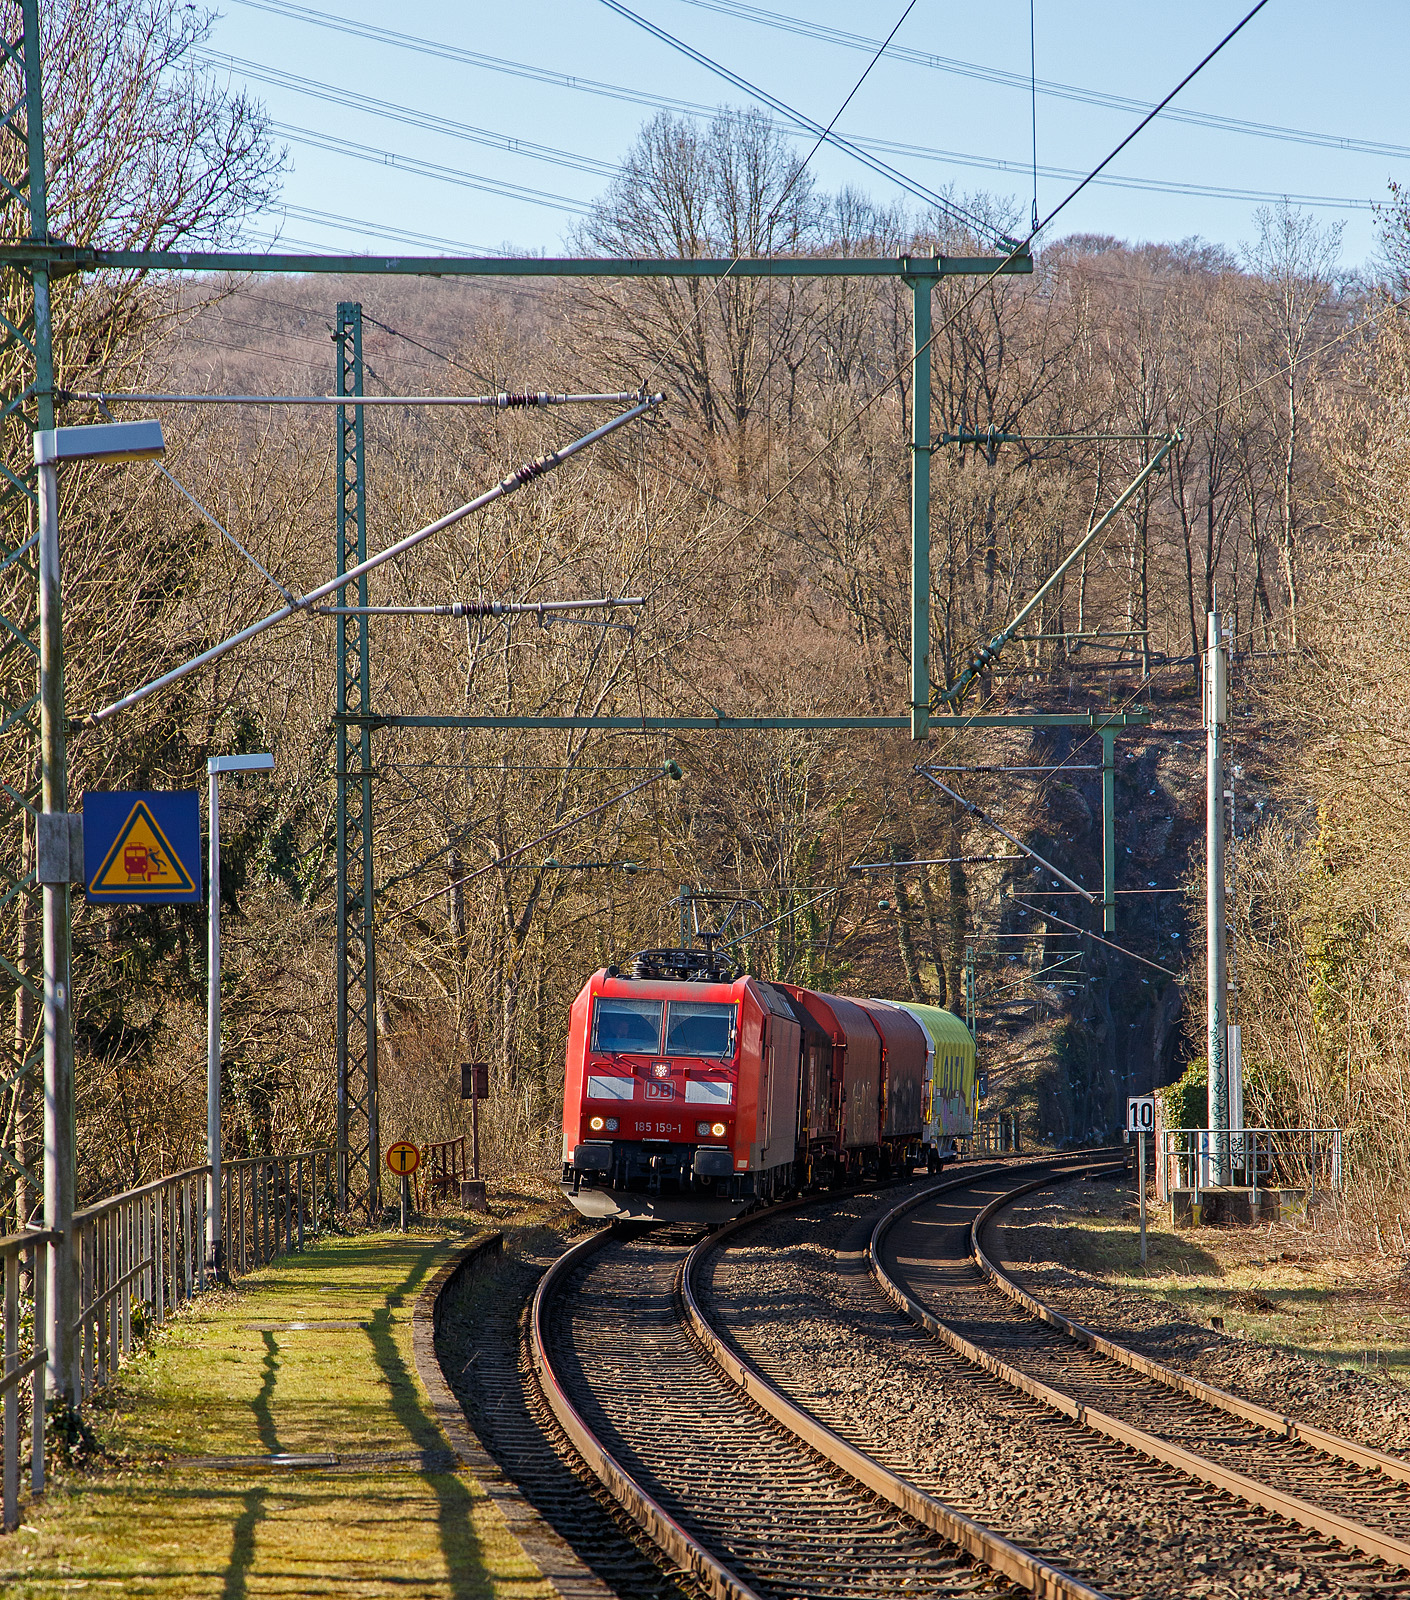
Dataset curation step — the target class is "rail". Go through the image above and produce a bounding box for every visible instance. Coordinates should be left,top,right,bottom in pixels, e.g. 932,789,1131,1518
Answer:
1155,1127,1343,1202
682,1166,1108,1600
2,1148,333,1529
531,1156,1115,1600
869,1165,1410,1574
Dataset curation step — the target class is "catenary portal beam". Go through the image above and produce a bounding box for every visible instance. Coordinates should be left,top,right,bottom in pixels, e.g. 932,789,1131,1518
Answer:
7,248,1031,280
349,712,1150,731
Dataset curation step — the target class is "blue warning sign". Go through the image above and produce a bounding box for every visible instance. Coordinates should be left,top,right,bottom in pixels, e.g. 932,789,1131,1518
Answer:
83,791,202,904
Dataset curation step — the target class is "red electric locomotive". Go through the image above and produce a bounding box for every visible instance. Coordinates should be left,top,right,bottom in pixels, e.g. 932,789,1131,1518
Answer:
561,948,968,1221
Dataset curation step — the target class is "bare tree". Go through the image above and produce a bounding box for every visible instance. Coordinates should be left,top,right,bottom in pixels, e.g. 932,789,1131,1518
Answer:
1243,202,1344,649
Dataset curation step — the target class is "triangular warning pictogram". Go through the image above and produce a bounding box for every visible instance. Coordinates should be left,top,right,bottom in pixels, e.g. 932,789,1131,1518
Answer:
89,802,198,897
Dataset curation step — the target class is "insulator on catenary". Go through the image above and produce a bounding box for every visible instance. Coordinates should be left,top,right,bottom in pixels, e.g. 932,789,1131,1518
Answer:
499,450,563,492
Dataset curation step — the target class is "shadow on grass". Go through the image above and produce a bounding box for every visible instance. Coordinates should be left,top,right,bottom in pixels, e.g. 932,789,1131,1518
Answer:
223,1330,282,1599
1042,1216,1226,1280
223,1484,270,1600
364,1238,488,1600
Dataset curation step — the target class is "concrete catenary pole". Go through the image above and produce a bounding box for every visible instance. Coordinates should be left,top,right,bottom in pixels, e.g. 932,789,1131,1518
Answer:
36,447,76,1406
207,753,273,1279
1204,607,1230,1184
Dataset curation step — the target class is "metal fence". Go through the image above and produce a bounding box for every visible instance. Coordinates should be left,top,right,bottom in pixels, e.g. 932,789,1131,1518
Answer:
2,1147,333,1529
1,1229,51,1531
1156,1127,1343,1202
967,1115,1021,1156
421,1136,466,1206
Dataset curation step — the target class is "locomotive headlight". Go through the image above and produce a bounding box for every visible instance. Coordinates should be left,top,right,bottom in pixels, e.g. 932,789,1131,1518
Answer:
605,1117,618,1131
696,1121,711,1137
589,1116,605,1131
711,1122,727,1138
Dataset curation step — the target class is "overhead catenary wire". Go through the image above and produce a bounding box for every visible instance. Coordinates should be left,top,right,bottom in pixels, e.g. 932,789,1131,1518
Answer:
916,769,1096,904
313,596,644,618
1012,900,1178,979
717,886,841,952
850,855,1021,870
613,0,930,401
70,388,645,408
155,464,297,606
269,120,594,215
234,0,1399,169
398,764,683,914
642,1,1272,631
218,0,1376,251
196,48,617,177
87,392,664,724
667,0,1396,162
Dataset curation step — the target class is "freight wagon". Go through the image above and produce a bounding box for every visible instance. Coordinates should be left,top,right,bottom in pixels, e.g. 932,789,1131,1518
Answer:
561,950,978,1221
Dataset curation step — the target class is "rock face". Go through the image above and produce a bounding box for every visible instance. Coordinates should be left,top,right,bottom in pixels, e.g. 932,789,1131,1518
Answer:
983,702,1202,1142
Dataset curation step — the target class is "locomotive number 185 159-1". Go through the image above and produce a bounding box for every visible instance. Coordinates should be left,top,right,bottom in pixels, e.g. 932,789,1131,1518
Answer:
633,1120,680,1135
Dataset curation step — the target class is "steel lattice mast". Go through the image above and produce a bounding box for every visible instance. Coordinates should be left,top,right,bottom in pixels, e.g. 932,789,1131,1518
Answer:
333,304,380,1220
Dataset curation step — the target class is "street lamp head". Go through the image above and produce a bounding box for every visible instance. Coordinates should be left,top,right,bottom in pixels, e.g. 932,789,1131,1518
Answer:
34,420,165,466
208,753,274,775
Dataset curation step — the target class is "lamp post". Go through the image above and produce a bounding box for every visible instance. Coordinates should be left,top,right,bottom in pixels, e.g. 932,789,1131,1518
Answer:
35,419,165,1406
207,752,274,1280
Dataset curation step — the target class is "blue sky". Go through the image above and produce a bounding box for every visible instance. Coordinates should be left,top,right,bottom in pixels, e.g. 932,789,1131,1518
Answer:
205,0,1409,269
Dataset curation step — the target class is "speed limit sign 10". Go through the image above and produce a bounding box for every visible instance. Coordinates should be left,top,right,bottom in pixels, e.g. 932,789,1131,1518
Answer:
1126,1095,1155,1135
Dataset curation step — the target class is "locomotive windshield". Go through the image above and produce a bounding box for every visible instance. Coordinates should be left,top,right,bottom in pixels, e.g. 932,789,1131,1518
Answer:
592,997,663,1053
664,1001,736,1058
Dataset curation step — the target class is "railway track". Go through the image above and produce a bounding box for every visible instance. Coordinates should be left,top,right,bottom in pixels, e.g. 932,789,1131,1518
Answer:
868,1165,1410,1588
515,1156,1410,1597
530,1157,1112,1600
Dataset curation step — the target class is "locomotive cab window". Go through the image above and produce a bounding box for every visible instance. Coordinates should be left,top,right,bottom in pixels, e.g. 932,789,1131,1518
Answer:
664,1001,736,1059
592,997,663,1053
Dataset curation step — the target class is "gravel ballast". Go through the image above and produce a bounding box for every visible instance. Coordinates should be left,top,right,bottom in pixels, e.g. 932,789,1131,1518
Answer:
698,1176,1408,1600
996,1177,1410,1461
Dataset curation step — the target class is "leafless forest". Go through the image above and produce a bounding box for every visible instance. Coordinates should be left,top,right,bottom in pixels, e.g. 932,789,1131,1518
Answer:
3,2,1409,1227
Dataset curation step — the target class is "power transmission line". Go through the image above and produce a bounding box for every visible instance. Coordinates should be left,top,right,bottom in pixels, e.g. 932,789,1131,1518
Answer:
667,0,1410,164
216,0,1378,242
201,50,616,177
268,122,593,214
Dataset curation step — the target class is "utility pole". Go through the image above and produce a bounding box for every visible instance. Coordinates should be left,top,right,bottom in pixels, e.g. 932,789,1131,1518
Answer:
36,441,73,1406
1204,606,1230,1185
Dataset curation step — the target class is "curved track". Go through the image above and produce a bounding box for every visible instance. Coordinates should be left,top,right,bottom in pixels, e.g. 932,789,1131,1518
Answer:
531,1166,1110,1600
870,1165,1410,1579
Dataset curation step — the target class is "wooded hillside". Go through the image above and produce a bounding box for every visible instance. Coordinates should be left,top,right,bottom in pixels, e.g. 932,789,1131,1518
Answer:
4,29,1406,1223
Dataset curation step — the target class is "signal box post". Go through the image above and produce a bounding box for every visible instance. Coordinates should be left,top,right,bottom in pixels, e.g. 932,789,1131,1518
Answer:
460,1062,489,1211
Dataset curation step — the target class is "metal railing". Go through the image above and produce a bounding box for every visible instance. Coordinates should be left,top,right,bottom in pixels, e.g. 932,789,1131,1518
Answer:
1,1229,51,1531
422,1136,466,1205
967,1115,1021,1156
220,1150,334,1279
1156,1127,1343,1202
2,1148,333,1528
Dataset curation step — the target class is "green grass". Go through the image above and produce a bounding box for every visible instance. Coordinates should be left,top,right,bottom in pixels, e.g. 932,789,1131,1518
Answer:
0,1222,554,1598
1005,1179,1410,1384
